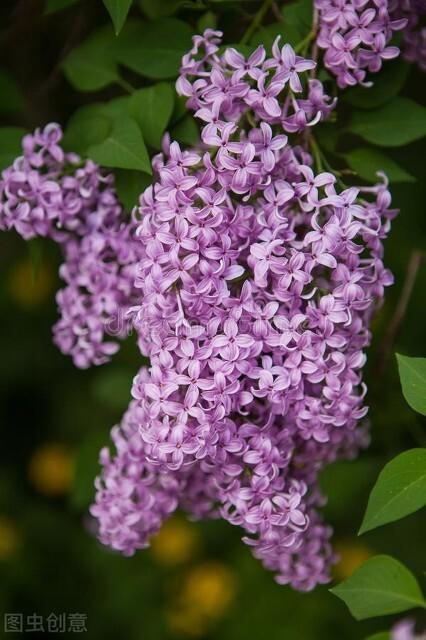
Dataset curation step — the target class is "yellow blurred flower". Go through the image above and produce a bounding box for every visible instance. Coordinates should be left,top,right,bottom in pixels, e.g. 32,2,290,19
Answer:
167,561,236,637
333,538,373,581
9,258,54,307
0,517,19,559
151,516,199,566
182,562,236,616
28,443,74,497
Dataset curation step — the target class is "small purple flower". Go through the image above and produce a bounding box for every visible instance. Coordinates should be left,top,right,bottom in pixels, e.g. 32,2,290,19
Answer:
219,143,262,192
249,123,288,172
224,45,266,79
246,73,285,117
273,42,316,92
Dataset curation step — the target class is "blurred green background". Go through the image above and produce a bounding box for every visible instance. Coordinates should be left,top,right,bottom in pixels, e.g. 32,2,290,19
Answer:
0,1,425,638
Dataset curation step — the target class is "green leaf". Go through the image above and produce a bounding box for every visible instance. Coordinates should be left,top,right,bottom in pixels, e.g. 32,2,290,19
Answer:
344,59,410,110
365,634,390,640
88,115,151,173
44,0,79,14
99,95,132,117
344,148,415,184
114,18,192,79
103,0,133,35
128,83,174,149
114,169,152,211
0,127,27,171
92,87,175,149
62,104,113,154
330,555,425,620
350,98,426,147
0,70,23,114
359,449,426,534
397,354,426,415
62,27,119,91
171,114,199,146
281,0,313,31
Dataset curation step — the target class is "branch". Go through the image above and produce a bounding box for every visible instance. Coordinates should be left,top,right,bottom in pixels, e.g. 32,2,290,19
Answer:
375,249,425,376
240,0,274,45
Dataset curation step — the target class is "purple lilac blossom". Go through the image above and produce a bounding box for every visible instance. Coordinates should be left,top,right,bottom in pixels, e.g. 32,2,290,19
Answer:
91,31,396,591
391,620,426,640
0,124,143,368
392,0,426,70
315,0,407,87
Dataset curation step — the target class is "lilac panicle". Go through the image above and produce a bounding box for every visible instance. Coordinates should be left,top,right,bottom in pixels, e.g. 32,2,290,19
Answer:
91,31,396,591
0,29,398,592
0,124,143,368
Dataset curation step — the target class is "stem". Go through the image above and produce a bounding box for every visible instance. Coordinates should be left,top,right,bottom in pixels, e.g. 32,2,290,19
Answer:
246,110,257,128
294,29,315,55
310,7,319,77
271,2,283,21
310,137,323,173
375,250,425,376
240,0,274,45
295,4,318,58
308,136,348,188
116,77,135,94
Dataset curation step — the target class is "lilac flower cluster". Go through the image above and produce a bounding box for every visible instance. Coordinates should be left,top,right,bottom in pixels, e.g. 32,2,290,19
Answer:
315,0,407,87
91,31,396,590
91,387,187,553
392,0,426,70
0,124,142,368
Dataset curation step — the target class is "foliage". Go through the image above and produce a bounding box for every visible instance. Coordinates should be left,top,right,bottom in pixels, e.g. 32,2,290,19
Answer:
331,349,426,632
396,355,426,416
359,449,426,534
331,555,425,620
